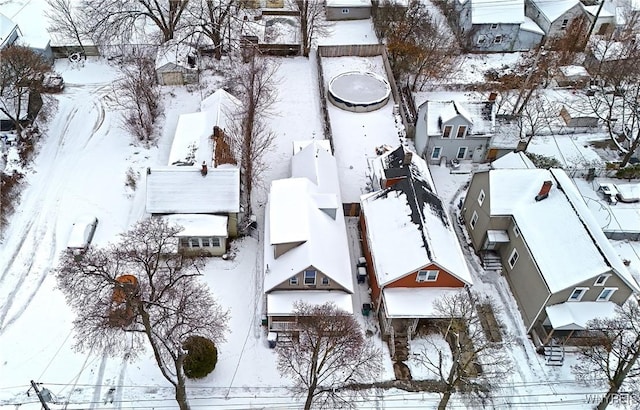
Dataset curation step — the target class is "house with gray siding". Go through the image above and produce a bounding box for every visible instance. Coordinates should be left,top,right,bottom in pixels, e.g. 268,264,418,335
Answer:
525,0,586,40
462,168,640,348
325,0,371,21
414,98,496,165
455,0,544,52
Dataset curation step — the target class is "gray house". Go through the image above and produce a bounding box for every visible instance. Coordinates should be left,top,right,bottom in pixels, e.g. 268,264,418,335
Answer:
415,98,496,165
325,0,371,21
455,0,543,52
525,0,585,39
462,168,639,347
0,13,20,50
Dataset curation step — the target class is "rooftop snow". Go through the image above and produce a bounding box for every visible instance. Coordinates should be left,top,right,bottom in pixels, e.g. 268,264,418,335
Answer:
155,40,198,70
267,291,354,315
530,0,580,23
423,100,494,136
490,151,536,169
291,140,341,196
268,178,313,245
162,214,229,237
545,301,617,330
146,166,240,214
0,13,18,48
488,168,639,293
520,17,545,35
326,0,371,7
369,145,436,192
293,139,332,155
471,0,524,24
383,288,463,318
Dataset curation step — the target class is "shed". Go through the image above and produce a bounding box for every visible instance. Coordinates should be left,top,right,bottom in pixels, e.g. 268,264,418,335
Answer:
556,65,591,88
325,0,371,21
155,40,199,86
559,105,599,128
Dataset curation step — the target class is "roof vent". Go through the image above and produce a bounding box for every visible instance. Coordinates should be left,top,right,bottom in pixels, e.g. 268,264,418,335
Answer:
535,180,553,201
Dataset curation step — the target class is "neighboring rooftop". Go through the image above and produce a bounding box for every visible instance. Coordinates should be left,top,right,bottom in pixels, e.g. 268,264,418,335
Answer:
422,100,495,136
471,0,524,25
490,151,536,169
529,0,580,23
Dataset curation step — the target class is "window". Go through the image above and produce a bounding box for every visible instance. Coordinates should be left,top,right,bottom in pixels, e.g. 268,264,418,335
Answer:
431,146,442,159
470,211,478,229
211,237,221,247
594,274,611,286
190,238,200,248
443,125,452,138
456,147,467,159
289,276,298,285
342,8,349,14
490,23,498,29
494,35,503,44
478,190,485,206
201,238,211,247
417,270,439,282
304,269,317,285
569,287,589,302
512,224,520,238
508,248,519,268
561,19,569,29
322,277,330,285
477,36,487,45
456,125,467,139
180,238,189,247
597,288,617,301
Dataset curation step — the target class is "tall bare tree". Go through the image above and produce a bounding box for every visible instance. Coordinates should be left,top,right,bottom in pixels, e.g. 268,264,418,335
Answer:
572,300,640,410
229,54,278,223
290,0,331,57
113,50,161,143
81,0,191,44
187,0,239,60
0,45,52,132
415,291,512,410
45,0,87,55
276,302,382,410
56,217,229,410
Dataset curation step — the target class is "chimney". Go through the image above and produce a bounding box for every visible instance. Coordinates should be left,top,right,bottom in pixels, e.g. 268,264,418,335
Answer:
535,180,553,201
403,151,413,166
201,161,208,176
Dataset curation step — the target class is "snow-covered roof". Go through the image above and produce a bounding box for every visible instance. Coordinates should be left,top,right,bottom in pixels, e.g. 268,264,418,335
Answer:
490,151,536,169
267,291,354,315
559,65,590,78
424,100,494,136
545,301,617,331
146,166,240,214
162,214,229,237
155,40,198,70
583,5,615,19
0,13,18,48
264,142,353,294
326,0,371,7
471,0,524,24
168,89,240,167
616,183,640,202
293,139,332,155
520,16,545,35
361,158,472,287
529,0,580,24
370,145,436,192
487,168,639,293
590,39,631,62
383,288,464,318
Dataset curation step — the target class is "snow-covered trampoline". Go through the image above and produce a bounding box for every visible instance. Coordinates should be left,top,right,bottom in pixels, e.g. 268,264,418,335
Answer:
328,71,391,112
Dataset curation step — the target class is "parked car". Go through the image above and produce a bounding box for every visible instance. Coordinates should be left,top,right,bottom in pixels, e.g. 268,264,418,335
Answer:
598,182,619,204
42,72,65,93
67,216,99,255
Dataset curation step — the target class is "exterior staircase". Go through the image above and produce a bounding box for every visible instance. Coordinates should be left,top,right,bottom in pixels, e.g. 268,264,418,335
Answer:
392,332,409,362
544,342,565,366
482,252,503,272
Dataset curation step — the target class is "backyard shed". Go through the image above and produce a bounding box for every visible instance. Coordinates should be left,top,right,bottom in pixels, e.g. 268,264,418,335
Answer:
155,40,199,86
325,0,371,21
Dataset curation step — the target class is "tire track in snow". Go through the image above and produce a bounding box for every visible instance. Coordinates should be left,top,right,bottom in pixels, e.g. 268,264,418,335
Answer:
90,354,109,410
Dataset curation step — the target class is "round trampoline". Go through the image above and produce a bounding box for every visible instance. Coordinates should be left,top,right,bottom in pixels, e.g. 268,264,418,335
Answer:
328,71,391,113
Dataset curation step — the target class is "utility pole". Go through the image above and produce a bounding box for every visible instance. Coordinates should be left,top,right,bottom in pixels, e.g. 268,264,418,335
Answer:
29,380,51,410
585,0,605,50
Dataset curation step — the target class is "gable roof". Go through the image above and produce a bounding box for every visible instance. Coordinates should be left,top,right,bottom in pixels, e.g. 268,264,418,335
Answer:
146,166,240,214
362,148,472,287
490,151,536,169
471,0,524,24
487,168,639,293
370,145,436,192
155,39,198,70
264,142,353,294
168,89,240,167
530,0,581,24
0,13,18,48
423,100,494,136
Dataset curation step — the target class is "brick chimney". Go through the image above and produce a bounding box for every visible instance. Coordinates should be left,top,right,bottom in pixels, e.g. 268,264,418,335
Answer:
201,161,208,176
402,151,413,166
535,180,553,201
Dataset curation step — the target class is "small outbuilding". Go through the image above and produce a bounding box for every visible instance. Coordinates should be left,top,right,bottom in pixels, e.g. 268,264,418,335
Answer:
155,40,199,86
556,65,591,88
325,0,372,21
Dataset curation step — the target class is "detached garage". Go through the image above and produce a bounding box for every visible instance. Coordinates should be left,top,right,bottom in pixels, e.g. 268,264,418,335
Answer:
325,0,372,21
155,40,199,86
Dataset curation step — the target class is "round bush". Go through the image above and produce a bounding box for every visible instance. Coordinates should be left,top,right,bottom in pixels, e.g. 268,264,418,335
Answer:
183,336,218,379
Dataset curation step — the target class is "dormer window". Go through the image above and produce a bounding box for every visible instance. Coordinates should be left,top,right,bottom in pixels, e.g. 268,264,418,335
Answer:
594,274,611,286
442,125,452,138
290,276,298,285
456,125,467,138
304,269,317,285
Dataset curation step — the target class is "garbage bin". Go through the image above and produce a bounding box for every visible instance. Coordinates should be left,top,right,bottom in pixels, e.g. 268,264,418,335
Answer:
357,267,367,284
267,332,278,348
362,303,372,317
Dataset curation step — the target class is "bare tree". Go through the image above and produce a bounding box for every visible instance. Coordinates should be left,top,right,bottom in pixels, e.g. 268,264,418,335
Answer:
45,0,87,55
0,45,52,132
186,0,240,60
290,0,331,57
112,50,161,143
519,92,561,150
373,0,458,90
415,291,512,410
229,54,278,222
56,217,230,410
276,302,382,410
572,300,640,410
81,0,191,44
